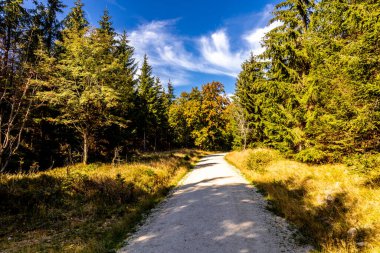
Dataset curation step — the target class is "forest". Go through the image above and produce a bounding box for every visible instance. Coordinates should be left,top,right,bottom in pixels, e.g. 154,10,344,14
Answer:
1,0,380,252
233,0,380,163
0,0,231,172
3,0,378,172
227,0,380,251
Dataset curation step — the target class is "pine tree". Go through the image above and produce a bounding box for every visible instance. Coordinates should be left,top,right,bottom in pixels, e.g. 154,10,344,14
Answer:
137,55,157,150
235,55,266,145
263,0,313,82
235,0,380,161
166,79,175,105
63,0,88,31
0,0,40,170
44,0,65,52
114,30,137,108
40,1,121,164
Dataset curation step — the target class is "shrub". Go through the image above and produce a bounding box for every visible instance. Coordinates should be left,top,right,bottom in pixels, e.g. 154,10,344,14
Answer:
295,147,328,164
245,148,281,172
344,153,380,173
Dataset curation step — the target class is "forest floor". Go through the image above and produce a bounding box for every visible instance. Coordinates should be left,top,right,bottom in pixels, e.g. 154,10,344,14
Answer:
120,153,311,253
0,150,206,252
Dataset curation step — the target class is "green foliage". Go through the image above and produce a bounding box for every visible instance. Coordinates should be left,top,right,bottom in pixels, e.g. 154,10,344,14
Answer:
344,153,380,174
63,0,88,31
295,147,328,164
135,56,172,151
245,148,281,172
234,0,380,161
169,82,231,150
38,3,124,164
0,0,182,170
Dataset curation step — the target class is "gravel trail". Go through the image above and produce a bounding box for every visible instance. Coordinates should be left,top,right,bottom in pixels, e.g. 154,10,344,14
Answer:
119,153,311,253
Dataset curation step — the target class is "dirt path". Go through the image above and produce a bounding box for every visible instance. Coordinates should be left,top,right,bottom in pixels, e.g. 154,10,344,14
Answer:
119,153,311,253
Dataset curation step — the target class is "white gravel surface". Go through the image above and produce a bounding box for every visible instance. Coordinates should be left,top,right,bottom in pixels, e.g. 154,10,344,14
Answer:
119,153,312,253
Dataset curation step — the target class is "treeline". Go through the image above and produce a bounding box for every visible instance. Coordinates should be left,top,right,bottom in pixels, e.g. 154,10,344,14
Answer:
232,0,380,163
169,82,231,151
0,0,230,172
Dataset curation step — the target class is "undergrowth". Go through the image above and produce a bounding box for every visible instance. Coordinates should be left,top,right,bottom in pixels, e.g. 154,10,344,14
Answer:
226,148,380,253
0,149,205,252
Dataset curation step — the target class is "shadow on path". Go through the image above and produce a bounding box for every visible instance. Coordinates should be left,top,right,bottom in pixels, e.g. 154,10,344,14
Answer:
120,154,309,253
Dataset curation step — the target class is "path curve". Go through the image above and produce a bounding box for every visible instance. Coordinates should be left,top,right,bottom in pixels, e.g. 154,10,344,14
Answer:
119,153,311,253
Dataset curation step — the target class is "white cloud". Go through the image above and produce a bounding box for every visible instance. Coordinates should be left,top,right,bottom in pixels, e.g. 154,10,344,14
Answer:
106,0,126,11
127,7,279,87
129,20,201,84
243,21,282,55
128,20,242,85
199,30,245,76
154,67,191,87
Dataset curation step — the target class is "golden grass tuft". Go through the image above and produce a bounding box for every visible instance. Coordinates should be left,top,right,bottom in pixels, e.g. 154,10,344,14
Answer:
226,149,380,253
0,149,206,252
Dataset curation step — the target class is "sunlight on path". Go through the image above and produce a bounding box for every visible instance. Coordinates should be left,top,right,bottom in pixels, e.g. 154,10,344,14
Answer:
119,154,312,253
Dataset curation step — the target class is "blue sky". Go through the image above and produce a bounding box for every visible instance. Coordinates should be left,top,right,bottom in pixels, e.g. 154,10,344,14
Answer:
25,0,281,95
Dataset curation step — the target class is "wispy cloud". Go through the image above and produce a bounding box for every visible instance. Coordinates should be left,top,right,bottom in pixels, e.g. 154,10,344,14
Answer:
243,20,282,55
106,0,126,11
128,5,277,86
199,30,245,76
129,20,196,85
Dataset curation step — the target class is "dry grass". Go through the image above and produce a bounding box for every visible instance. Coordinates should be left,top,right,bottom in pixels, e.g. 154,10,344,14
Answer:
226,148,380,253
0,149,206,252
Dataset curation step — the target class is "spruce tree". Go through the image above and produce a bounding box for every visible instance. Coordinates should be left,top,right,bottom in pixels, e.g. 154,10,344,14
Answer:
41,1,121,164
63,0,88,30
114,30,137,110
301,0,380,156
0,0,39,170
235,55,266,145
43,0,65,53
166,79,175,105
137,55,157,150
235,0,380,161
263,0,313,81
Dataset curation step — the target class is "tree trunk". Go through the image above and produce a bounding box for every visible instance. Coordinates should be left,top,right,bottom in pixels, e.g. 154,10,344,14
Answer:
83,130,88,165
243,132,247,150
143,130,146,151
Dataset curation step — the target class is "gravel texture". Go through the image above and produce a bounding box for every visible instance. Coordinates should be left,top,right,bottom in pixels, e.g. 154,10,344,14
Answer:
119,153,312,253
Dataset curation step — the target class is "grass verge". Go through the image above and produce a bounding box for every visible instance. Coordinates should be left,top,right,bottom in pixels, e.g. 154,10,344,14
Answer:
226,148,380,253
0,149,206,252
